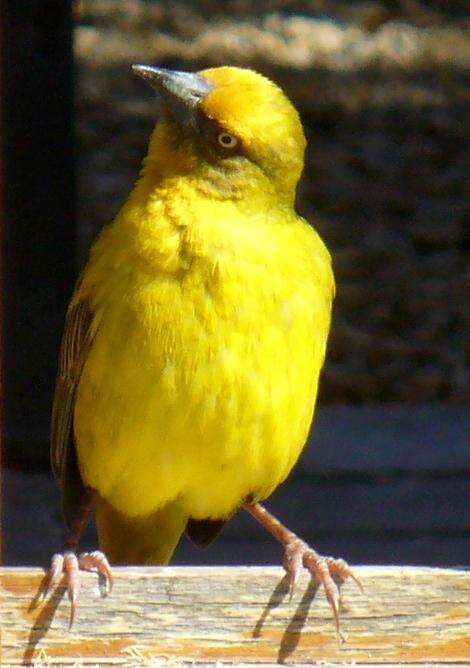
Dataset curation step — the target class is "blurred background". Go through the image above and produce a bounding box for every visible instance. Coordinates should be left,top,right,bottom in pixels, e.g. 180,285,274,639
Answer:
2,1,469,568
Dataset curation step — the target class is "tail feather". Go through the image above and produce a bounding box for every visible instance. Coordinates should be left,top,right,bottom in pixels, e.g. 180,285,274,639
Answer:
186,518,227,547
94,495,187,565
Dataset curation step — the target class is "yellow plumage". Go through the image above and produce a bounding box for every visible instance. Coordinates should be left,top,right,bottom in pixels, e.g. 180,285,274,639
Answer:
53,66,334,565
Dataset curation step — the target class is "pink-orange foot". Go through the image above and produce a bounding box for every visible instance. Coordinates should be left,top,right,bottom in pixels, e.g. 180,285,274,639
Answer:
245,502,363,636
283,536,363,634
45,550,113,628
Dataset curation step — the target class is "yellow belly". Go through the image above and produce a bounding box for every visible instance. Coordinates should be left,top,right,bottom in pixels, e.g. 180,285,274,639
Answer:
74,230,330,520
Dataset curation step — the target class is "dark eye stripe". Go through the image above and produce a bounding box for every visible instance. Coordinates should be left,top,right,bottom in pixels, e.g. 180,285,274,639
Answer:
196,110,244,157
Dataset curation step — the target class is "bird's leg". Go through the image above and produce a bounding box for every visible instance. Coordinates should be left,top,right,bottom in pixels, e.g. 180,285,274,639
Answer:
45,493,113,628
244,502,362,634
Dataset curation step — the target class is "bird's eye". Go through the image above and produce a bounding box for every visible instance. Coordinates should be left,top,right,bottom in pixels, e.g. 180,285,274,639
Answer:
217,132,238,149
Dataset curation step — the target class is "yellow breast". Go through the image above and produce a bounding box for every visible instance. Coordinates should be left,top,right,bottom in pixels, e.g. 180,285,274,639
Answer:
74,186,334,520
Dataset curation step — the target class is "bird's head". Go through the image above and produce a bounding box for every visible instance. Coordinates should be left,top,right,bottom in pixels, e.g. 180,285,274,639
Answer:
133,65,306,207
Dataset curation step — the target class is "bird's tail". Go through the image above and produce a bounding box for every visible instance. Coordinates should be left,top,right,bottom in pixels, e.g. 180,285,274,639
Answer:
94,494,187,565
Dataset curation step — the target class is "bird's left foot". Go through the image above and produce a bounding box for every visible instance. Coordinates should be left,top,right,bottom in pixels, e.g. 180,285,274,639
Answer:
45,550,113,628
283,536,363,634
245,502,363,636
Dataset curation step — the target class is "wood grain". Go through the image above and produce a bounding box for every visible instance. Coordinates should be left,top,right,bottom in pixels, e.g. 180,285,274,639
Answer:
1,566,469,666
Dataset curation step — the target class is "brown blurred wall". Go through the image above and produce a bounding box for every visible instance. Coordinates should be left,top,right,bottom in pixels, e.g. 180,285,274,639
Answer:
75,0,469,405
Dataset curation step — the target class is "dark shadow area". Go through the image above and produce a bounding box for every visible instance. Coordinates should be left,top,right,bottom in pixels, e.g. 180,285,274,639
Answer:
252,573,290,639
23,576,66,666
251,573,322,664
277,578,321,664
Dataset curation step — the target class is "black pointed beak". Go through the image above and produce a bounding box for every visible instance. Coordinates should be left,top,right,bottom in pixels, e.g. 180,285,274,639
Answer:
132,65,214,126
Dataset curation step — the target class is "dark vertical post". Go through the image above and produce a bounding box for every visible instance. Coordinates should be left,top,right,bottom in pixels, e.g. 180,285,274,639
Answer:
1,0,76,464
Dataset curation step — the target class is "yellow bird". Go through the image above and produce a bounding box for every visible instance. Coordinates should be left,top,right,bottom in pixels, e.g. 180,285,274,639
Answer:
47,65,360,629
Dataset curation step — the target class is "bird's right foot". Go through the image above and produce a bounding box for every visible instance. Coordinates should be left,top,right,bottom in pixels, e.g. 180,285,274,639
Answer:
45,550,113,628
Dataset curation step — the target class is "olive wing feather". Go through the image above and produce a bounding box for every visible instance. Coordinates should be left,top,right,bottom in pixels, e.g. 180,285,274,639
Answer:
50,292,96,528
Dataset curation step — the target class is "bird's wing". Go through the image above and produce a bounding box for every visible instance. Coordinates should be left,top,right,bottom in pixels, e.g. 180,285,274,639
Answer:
50,287,96,528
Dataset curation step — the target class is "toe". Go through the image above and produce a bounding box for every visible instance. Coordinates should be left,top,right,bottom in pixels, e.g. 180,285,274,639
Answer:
63,552,81,629
283,540,304,599
303,552,341,632
78,550,113,592
326,556,364,593
45,553,65,595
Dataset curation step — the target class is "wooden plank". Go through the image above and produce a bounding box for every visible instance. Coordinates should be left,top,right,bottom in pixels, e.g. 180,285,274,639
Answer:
1,566,469,666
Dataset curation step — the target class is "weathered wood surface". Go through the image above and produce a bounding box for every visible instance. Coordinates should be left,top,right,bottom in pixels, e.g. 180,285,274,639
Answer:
1,566,469,666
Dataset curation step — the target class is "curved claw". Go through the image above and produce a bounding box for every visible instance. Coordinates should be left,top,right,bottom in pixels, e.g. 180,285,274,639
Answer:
326,586,341,637
350,571,364,594
68,589,78,630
